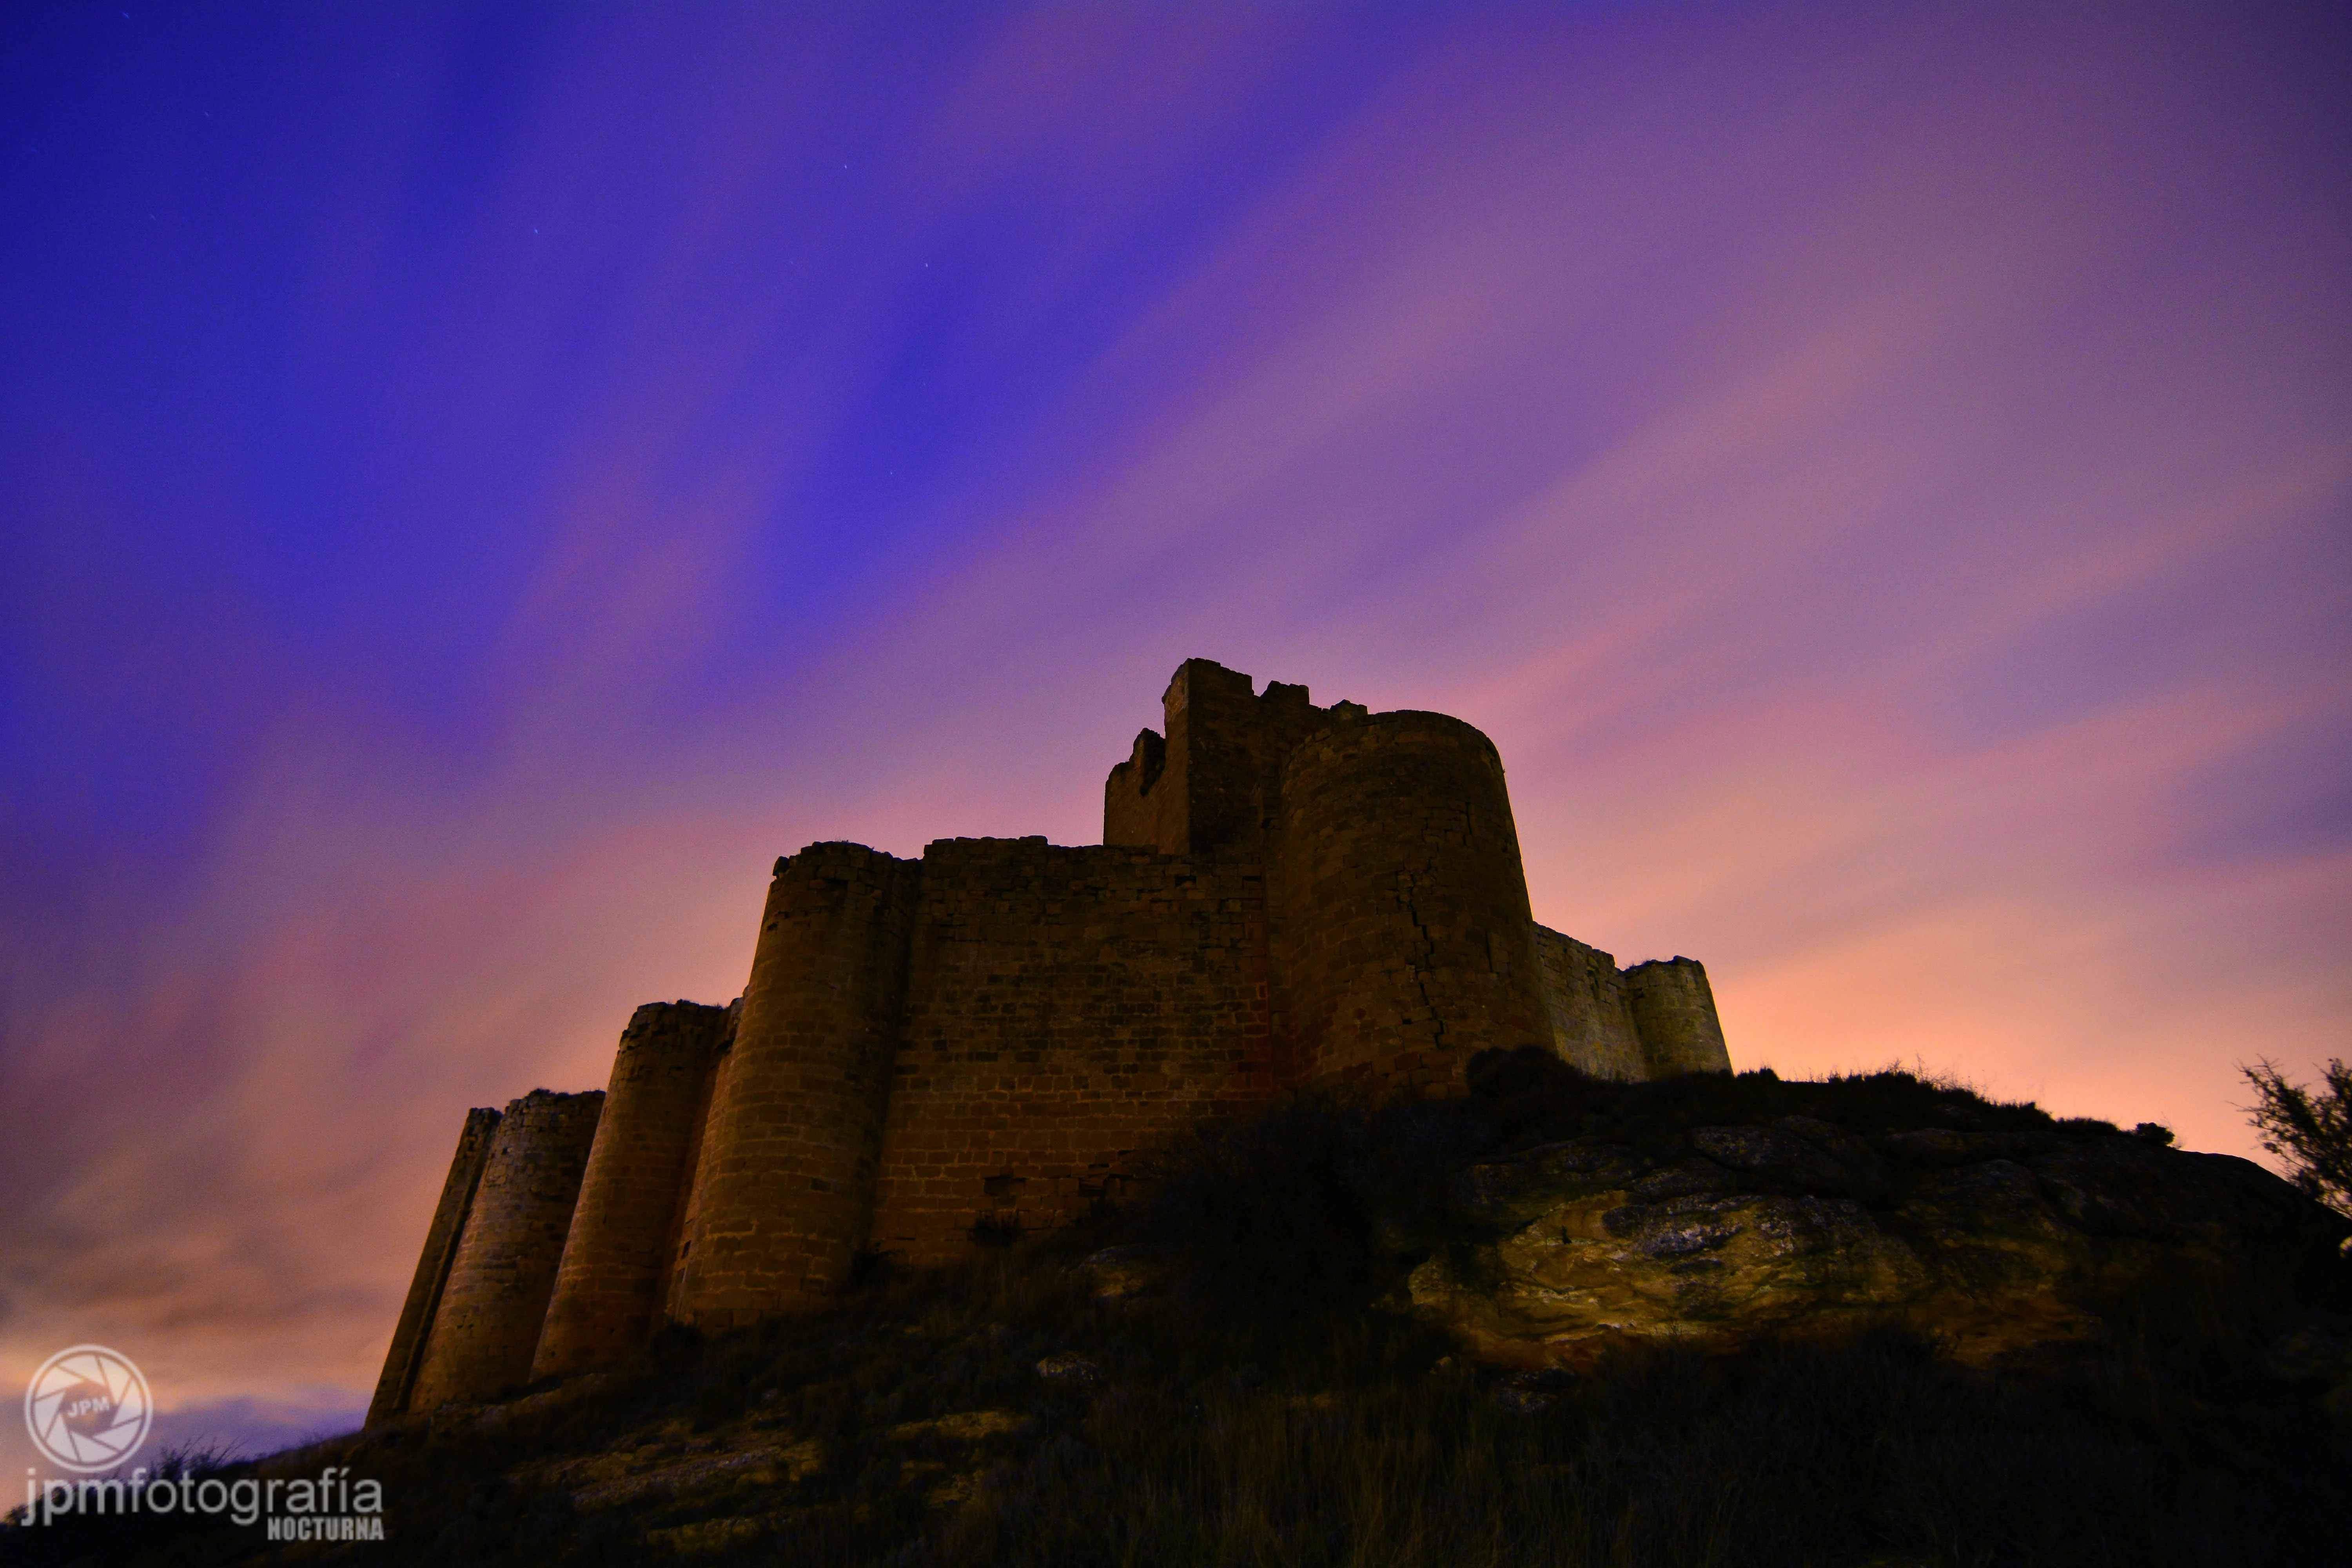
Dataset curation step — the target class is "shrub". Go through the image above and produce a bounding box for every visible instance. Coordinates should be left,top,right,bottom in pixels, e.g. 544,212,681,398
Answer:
2243,1057,2352,1217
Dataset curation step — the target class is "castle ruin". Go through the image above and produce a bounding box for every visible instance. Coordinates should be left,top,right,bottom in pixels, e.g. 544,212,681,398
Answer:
367,659,1731,1423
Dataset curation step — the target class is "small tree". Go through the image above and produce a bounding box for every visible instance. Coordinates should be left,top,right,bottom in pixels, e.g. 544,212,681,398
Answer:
2241,1057,2352,1216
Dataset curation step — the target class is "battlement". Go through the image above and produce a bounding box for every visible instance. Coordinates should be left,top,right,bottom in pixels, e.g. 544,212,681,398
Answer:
371,659,1731,1417
1104,658,1340,857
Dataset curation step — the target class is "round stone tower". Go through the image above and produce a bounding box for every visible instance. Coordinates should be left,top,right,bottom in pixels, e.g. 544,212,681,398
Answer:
530,1001,731,1379
1625,957,1733,1076
365,1105,501,1426
670,843,917,1328
1274,710,1548,1094
404,1088,603,1411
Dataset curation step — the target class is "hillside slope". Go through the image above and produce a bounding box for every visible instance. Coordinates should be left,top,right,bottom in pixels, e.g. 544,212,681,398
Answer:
9,1059,2348,1568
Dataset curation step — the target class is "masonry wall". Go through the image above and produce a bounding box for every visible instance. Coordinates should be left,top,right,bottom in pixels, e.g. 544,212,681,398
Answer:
672,844,918,1328
1532,927,1649,1080
866,837,1276,1265
658,1004,737,1325
366,1106,500,1426
532,1001,731,1379
1626,957,1734,1076
1274,711,1550,1096
1105,658,1332,857
403,1089,603,1412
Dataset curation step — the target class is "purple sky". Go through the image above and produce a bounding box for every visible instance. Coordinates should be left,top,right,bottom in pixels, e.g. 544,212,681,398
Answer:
3,2,2347,1461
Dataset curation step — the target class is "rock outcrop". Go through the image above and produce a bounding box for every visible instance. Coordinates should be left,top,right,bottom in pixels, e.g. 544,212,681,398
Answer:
1407,1115,2350,1367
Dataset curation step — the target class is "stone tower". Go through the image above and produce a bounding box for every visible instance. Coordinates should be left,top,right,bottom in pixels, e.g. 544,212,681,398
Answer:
394,1090,603,1413
670,846,919,1327
532,1002,731,1378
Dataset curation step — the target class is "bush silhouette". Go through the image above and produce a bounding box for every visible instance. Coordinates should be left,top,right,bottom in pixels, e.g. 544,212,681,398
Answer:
2245,1056,2352,1217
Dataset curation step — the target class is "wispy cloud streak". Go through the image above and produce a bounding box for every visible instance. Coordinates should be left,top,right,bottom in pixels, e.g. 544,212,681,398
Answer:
0,2,2343,1433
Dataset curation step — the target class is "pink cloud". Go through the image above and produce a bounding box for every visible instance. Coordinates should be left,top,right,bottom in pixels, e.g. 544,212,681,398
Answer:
3,4,2342,1431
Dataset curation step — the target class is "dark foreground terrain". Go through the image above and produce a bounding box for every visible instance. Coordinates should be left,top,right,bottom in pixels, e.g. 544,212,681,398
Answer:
9,1061,2349,1567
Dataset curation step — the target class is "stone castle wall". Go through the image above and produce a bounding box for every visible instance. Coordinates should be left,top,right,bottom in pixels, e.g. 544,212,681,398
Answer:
670,843,920,1327
401,1089,603,1414
371,659,1733,1417
366,1106,500,1425
1533,928,1648,1081
869,839,1274,1267
532,1002,730,1378
1624,957,1732,1077
1274,711,1550,1096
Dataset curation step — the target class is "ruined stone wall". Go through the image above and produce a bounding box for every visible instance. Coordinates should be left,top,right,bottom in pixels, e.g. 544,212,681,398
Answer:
366,1106,500,1426
1626,957,1733,1076
671,844,918,1328
1102,727,1169,851
1274,710,1549,1095
866,837,1275,1265
1105,659,1330,857
532,1002,731,1379
1532,927,1648,1080
403,1089,603,1412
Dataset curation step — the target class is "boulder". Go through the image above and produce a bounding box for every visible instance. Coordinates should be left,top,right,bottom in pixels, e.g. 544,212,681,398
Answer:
1076,1245,1172,1302
1034,1352,1103,1385
1406,1118,2348,1368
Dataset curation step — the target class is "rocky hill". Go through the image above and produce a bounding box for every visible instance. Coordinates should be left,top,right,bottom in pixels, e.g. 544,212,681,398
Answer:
9,1056,2348,1567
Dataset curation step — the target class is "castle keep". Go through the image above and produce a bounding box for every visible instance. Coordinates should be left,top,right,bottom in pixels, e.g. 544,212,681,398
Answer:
367,660,1731,1422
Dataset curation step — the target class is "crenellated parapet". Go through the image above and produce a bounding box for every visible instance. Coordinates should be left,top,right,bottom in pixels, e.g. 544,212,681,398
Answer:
369,659,1732,1420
